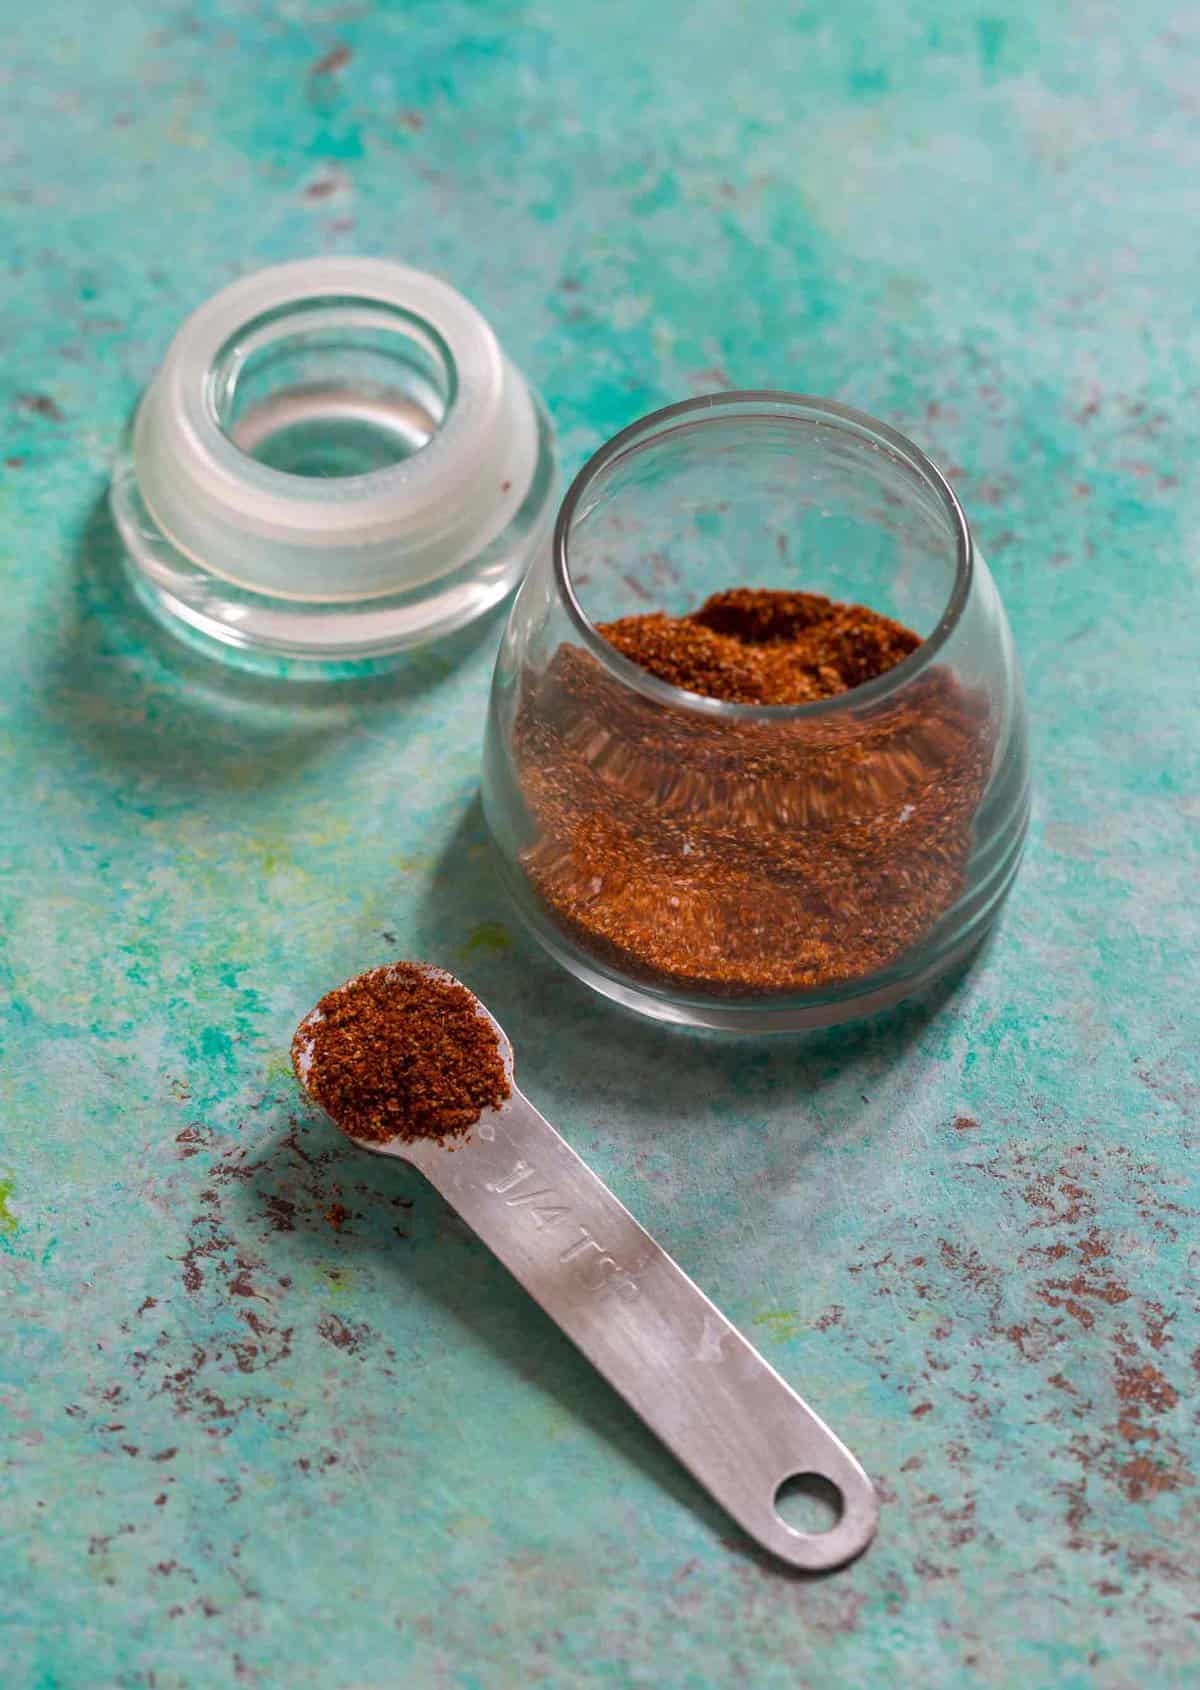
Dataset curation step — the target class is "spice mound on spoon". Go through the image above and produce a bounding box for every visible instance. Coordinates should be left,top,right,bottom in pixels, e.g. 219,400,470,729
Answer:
293,962,510,1146
291,961,879,1572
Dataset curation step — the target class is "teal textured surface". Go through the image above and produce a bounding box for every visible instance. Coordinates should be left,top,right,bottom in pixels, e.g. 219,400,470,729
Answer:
2,3,1197,1686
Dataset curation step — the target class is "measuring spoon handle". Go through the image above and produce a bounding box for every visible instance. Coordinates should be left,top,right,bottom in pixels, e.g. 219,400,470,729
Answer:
404,1092,878,1570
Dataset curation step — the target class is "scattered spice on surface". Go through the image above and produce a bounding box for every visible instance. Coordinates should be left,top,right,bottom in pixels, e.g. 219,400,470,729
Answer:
292,964,510,1145
324,1202,350,1231
511,588,990,997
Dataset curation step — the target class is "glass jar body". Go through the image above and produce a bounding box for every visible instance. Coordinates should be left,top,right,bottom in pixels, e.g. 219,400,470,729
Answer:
483,395,1030,1031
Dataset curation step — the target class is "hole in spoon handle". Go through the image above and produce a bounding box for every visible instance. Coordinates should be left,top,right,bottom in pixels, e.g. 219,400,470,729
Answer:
405,1095,879,1571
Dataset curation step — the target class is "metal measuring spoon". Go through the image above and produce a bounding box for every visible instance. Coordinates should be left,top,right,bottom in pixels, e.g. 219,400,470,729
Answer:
292,965,878,1570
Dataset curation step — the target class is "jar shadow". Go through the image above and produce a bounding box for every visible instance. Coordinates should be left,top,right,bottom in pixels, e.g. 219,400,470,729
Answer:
227,1110,818,1577
39,494,506,797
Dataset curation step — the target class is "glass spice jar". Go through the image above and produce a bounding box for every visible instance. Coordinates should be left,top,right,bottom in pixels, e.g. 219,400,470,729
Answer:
110,259,556,674
482,393,1030,1032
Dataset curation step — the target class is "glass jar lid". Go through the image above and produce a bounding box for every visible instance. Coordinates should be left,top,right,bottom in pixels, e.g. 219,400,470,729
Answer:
110,257,556,674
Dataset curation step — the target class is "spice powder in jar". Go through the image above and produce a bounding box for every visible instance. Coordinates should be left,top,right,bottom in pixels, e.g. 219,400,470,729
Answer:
511,588,991,996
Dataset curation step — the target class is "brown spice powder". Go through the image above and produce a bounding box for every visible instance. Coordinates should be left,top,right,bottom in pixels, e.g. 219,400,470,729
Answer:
511,589,990,996
602,589,921,704
293,964,510,1144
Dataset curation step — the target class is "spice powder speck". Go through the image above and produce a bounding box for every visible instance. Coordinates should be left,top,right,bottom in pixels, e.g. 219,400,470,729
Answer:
293,964,510,1145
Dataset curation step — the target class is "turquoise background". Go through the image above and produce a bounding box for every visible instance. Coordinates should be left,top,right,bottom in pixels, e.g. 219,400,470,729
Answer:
2,2,1197,1685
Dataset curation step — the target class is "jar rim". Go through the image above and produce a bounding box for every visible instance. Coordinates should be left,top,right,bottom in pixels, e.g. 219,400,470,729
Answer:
553,391,974,721
203,293,461,498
